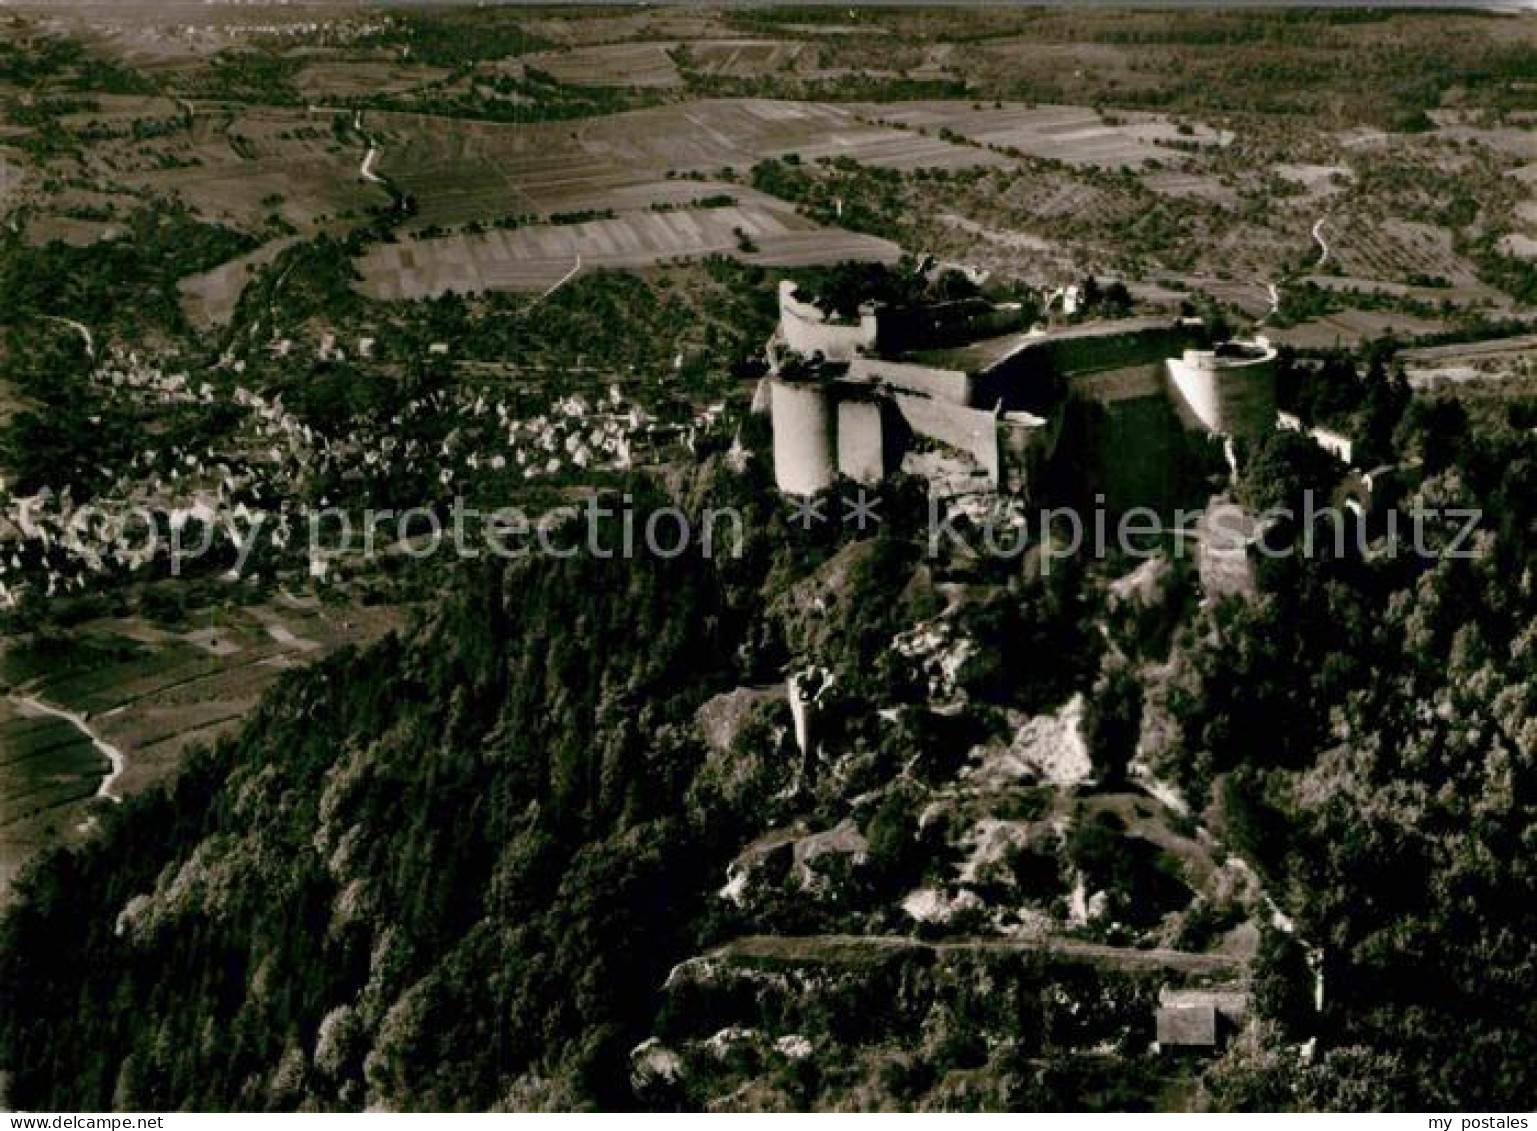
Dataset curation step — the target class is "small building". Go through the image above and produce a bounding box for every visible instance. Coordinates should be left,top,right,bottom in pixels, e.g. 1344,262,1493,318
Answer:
1155,986,1249,1054
1156,1003,1217,1053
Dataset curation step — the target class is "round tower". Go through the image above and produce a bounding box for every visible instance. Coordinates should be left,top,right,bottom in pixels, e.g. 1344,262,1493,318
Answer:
1166,339,1278,440
770,376,837,496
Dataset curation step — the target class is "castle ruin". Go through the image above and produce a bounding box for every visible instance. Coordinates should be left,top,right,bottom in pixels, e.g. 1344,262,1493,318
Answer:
759,280,1279,512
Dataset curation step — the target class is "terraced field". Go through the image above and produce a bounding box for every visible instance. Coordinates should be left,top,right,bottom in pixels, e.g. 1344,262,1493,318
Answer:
1325,218,1490,294
0,701,103,892
1269,308,1449,350
682,39,810,78
114,105,386,233
293,60,450,100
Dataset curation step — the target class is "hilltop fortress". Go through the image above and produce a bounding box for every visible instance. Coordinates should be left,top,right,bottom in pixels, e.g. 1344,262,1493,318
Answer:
758,280,1278,512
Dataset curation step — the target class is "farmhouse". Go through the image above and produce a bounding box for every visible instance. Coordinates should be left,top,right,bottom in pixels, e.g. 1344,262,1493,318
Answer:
760,281,1280,511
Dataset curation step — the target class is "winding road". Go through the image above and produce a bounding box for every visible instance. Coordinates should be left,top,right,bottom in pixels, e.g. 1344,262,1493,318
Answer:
10,694,124,802
355,108,385,186
1257,215,1330,327
1311,216,1330,268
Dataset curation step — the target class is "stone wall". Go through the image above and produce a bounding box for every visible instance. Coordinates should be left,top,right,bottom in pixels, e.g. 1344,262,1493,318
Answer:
837,398,890,485
975,319,1198,413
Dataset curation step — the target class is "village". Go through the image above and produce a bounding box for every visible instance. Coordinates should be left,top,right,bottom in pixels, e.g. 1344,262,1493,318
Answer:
0,340,736,612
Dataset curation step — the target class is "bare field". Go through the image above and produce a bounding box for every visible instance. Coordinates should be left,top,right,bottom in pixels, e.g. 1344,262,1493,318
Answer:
178,235,300,329
357,200,898,300
22,214,126,247
682,39,810,78
1400,333,1537,390
523,9,735,48
293,61,450,101
1298,273,1498,305
1269,308,1450,350
968,37,1166,103
1142,171,1240,207
1500,233,1537,261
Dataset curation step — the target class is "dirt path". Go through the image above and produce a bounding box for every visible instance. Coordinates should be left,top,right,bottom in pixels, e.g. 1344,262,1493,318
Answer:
360,145,384,185
1311,217,1330,268
41,316,94,359
530,254,583,307
10,694,124,803
353,107,386,187
710,932,1245,977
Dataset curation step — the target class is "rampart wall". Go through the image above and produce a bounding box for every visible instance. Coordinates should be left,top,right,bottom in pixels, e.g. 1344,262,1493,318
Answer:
848,357,973,405
893,393,1002,486
974,320,1197,411
778,280,878,362
837,398,891,485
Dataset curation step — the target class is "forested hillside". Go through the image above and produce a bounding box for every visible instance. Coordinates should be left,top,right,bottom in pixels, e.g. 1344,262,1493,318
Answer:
0,469,785,1110
1179,403,1537,1109
1,398,1535,1110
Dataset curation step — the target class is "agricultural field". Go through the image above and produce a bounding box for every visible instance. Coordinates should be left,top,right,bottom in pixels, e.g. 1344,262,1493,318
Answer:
373,98,1005,232
855,102,1232,168
521,8,735,49
177,234,299,328
358,197,897,300
0,699,101,894
292,60,450,102
1267,308,1451,351
1399,332,1537,390
1,3,1527,350
121,106,387,234
679,39,812,80
521,42,683,89
0,595,403,900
